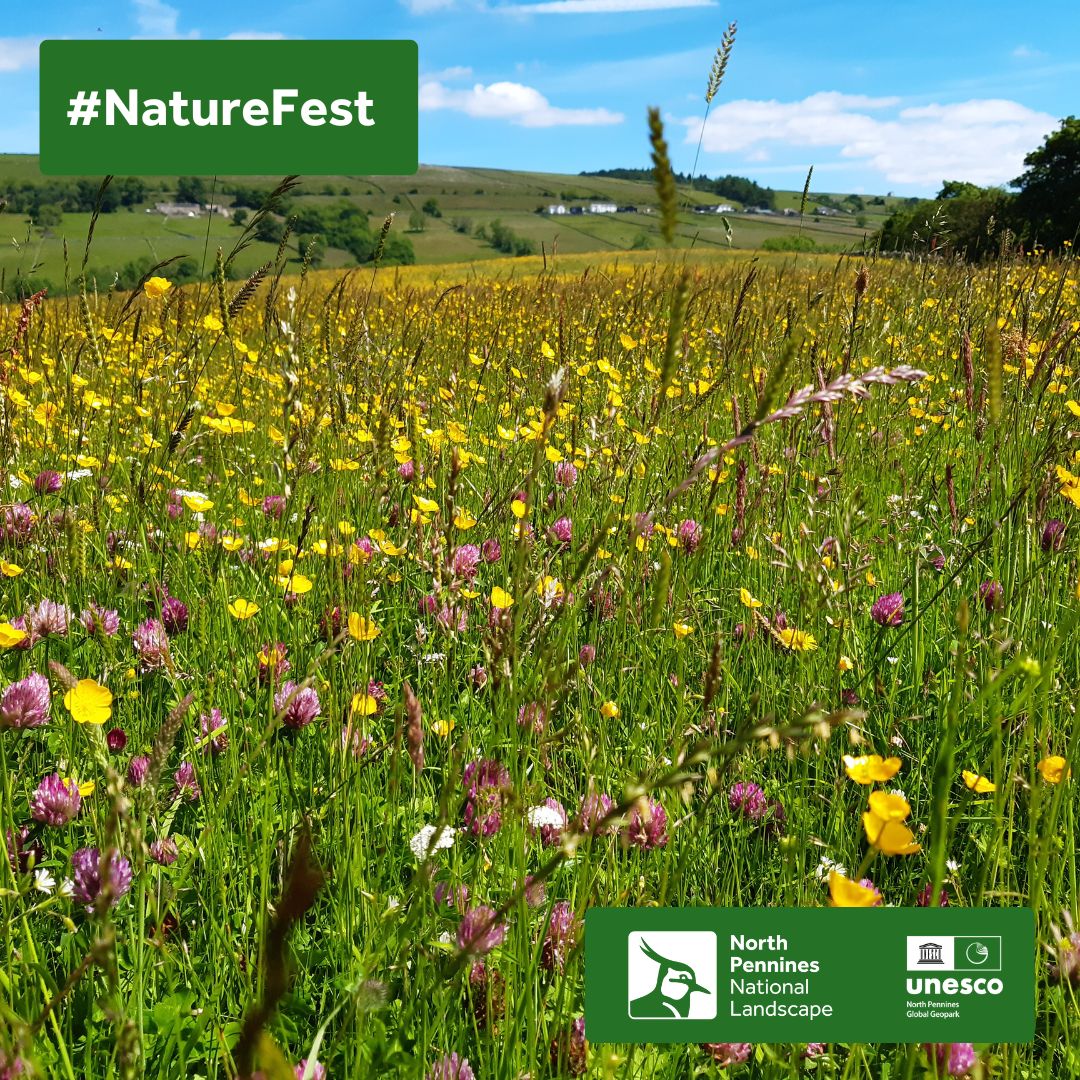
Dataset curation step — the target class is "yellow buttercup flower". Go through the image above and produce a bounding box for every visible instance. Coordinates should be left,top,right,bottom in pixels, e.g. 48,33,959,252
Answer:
739,588,762,609
776,627,817,652
143,276,172,299
862,790,921,855
276,569,313,594
600,701,619,719
228,598,259,620
962,770,996,794
348,613,381,642
536,576,565,605
351,692,379,716
828,871,879,907
1037,755,1069,784
490,587,514,610
64,679,113,726
673,621,694,638
843,754,902,785
0,622,28,648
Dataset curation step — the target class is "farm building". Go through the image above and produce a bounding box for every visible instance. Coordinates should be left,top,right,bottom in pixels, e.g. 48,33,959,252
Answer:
149,202,233,219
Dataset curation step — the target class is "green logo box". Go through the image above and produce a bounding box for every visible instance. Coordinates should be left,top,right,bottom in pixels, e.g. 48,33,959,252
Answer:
39,40,418,176
585,907,1034,1044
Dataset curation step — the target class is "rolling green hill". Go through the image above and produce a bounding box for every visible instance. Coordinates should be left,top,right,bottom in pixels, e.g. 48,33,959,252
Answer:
0,155,912,297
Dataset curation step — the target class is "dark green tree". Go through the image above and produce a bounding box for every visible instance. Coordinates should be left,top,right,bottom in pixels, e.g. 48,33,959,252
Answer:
117,177,147,207
254,214,285,244
32,203,63,227
378,234,415,265
298,233,326,267
176,176,207,204
1011,116,1080,250
876,182,1009,260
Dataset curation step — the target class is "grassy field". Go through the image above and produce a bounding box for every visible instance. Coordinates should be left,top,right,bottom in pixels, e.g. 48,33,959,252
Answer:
0,156,902,292
1,232,1079,1079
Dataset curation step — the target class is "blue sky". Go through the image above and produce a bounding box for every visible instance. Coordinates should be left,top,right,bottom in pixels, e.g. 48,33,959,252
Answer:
2,0,1078,194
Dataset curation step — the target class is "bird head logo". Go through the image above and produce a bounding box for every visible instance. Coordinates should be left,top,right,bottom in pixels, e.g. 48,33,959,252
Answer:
629,937,710,1018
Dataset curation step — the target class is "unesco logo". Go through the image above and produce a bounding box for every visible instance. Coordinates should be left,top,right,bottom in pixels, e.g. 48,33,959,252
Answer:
906,936,1002,972
627,931,717,1020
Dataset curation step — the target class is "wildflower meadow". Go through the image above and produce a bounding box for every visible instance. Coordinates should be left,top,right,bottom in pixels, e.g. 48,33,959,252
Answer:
2,173,1080,1079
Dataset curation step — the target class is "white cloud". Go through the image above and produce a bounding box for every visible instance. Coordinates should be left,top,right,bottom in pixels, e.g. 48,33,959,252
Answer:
681,92,1055,187
132,0,195,37
1012,44,1046,60
131,0,288,41
420,79,623,127
405,0,716,11
544,46,709,92
508,0,715,10
401,0,457,11
0,37,41,72
424,65,474,81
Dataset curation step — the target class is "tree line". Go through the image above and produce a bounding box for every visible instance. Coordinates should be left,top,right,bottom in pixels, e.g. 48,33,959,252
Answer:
875,117,1080,258
580,168,775,209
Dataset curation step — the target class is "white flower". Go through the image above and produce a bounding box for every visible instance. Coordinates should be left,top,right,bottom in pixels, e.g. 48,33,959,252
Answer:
527,804,565,831
64,469,93,481
58,878,75,898
409,823,456,861
946,859,959,874
33,867,56,894
814,855,847,881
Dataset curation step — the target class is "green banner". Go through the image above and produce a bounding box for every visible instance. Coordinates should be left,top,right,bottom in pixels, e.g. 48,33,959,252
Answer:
585,907,1034,1043
39,40,418,176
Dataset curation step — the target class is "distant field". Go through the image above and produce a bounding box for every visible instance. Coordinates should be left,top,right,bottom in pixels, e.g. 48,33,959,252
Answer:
0,155,906,293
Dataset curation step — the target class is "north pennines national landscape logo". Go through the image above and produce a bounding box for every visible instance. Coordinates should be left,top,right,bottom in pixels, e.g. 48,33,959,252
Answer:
627,931,717,1020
